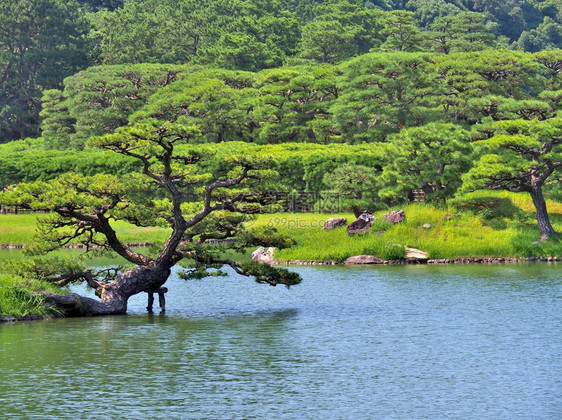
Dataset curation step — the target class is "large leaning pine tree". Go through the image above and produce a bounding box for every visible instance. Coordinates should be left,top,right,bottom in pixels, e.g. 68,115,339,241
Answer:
1,120,300,316
462,118,561,241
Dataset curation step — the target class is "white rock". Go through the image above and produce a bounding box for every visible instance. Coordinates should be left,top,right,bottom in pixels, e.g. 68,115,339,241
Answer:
251,247,276,264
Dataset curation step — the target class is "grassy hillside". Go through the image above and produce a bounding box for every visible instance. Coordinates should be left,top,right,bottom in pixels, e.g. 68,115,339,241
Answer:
256,191,562,261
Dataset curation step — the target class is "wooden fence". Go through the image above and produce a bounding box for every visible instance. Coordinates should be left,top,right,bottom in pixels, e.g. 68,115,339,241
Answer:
0,206,46,215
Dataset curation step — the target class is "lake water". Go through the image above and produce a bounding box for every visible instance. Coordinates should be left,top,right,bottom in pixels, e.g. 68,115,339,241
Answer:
1,263,561,419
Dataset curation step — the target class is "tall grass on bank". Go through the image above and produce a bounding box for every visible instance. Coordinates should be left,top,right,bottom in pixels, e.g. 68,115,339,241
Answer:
267,207,521,261
0,274,62,317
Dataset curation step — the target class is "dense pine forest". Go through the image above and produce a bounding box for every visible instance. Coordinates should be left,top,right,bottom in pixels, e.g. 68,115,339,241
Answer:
1,0,561,142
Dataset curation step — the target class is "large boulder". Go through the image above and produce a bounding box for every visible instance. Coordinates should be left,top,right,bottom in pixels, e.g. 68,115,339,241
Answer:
382,209,406,225
344,255,384,264
251,247,276,264
323,217,347,230
346,212,375,235
405,246,429,262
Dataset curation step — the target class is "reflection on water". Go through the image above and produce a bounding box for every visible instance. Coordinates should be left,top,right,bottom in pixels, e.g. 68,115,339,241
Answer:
1,264,561,419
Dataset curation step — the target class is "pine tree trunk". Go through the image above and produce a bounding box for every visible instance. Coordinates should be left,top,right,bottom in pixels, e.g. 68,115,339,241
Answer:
42,264,172,316
529,185,556,241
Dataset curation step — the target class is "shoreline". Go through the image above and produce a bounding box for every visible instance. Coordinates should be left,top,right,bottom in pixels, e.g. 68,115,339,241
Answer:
1,243,559,265
276,256,560,266
0,314,55,323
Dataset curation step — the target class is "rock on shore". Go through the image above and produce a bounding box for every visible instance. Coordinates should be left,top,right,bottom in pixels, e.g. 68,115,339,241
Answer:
251,247,276,264
344,255,384,264
404,246,429,262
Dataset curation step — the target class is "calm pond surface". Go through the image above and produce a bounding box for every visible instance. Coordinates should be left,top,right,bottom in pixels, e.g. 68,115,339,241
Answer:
1,262,561,419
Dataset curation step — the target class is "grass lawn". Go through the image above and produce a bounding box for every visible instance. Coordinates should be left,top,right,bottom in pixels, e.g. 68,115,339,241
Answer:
0,214,39,245
0,214,171,245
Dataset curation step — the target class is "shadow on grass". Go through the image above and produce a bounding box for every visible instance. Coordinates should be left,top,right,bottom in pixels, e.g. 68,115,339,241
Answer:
454,196,524,219
453,195,528,231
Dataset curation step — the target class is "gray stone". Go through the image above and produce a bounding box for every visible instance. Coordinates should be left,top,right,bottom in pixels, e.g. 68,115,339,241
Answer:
344,255,384,264
346,212,375,235
382,209,406,225
323,217,347,230
405,246,429,261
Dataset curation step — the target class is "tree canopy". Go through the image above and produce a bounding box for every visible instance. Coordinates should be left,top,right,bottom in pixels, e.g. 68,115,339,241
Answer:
1,0,560,143
0,0,90,142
